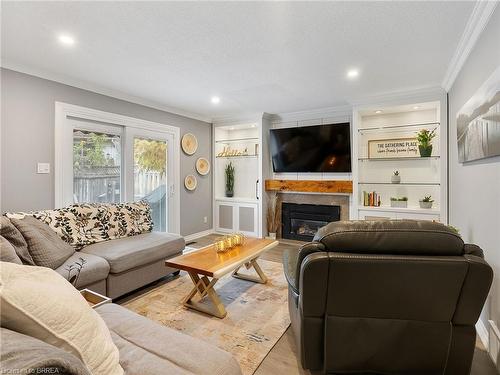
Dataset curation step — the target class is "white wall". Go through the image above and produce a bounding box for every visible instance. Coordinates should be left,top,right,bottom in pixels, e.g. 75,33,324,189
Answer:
448,7,500,335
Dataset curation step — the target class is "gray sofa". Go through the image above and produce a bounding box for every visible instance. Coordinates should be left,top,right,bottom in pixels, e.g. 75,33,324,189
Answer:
2,202,185,298
1,303,242,375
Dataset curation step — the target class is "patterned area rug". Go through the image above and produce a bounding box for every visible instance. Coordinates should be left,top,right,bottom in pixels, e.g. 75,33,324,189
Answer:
123,259,290,375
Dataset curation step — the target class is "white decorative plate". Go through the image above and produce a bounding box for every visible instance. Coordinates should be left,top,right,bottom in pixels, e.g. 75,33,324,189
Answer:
181,133,198,155
196,157,210,175
184,175,197,191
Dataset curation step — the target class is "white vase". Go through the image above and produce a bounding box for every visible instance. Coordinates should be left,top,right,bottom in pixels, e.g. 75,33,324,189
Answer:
391,175,401,184
267,232,277,240
419,201,433,209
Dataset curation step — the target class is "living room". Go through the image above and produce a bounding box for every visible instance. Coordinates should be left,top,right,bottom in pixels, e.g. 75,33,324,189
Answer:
1,1,499,375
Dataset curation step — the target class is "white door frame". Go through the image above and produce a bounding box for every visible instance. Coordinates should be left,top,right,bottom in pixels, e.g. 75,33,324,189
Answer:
54,102,181,234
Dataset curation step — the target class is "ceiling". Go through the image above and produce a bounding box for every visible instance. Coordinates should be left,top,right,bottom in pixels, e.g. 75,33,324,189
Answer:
1,1,475,121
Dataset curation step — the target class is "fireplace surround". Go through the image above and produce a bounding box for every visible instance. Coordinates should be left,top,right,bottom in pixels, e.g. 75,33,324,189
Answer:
282,202,340,241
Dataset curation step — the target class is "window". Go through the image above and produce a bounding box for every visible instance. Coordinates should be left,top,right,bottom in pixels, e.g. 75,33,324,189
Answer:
73,129,122,203
56,103,181,234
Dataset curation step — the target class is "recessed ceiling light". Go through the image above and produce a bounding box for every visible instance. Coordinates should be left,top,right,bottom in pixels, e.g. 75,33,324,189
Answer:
413,106,421,110
251,124,256,128
375,110,383,114
211,96,220,104
347,69,359,79
58,34,75,46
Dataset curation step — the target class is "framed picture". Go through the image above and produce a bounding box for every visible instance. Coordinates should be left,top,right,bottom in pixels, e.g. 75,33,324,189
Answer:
368,137,419,159
457,66,500,163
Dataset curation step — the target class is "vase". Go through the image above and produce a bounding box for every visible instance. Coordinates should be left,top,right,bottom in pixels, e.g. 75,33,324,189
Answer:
419,145,433,157
267,232,277,240
391,175,401,184
391,200,407,208
225,189,233,198
419,201,433,209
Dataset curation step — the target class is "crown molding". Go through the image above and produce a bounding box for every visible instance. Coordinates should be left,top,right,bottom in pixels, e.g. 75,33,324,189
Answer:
442,1,498,92
1,61,212,123
270,104,352,123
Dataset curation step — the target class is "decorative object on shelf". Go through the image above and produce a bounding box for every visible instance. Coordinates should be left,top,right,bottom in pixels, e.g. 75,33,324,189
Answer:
391,170,401,184
457,67,500,162
266,193,280,239
416,129,436,157
363,191,381,207
368,137,418,159
225,162,235,197
216,145,252,158
195,157,210,175
419,195,434,209
181,133,198,155
184,174,197,191
390,196,408,208
214,233,245,253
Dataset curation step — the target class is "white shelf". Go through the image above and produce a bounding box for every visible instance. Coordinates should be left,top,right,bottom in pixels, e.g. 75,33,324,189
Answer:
215,137,259,143
215,197,258,204
357,122,440,133
358,205,440,214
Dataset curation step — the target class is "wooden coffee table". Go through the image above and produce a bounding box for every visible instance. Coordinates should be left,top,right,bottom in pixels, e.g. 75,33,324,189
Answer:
165,237,278,318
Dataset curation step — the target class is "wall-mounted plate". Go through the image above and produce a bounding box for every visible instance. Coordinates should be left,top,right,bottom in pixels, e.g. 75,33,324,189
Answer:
196,157,210,175
184,174,197,191
181,133,198,155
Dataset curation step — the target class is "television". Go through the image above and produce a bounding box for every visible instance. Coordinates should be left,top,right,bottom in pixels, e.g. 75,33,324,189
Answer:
270,123,351,173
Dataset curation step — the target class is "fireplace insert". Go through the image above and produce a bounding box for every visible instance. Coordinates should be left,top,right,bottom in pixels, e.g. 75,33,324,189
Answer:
282,202,340,241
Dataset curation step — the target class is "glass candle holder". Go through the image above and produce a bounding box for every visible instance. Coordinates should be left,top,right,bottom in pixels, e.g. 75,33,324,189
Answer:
224,235,234,249
214,239,226,253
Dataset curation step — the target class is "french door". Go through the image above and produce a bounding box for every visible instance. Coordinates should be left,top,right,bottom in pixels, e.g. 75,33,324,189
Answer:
124,128,175,233
56,103,180,234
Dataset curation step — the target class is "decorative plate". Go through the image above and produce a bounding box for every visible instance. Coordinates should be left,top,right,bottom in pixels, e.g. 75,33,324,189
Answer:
184,175,197,191
196,157,210,175
181,133,198,155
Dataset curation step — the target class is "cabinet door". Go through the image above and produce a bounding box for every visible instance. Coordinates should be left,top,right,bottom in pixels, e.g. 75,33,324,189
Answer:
237,203,259,237
216,202,235,233
358,210,396,220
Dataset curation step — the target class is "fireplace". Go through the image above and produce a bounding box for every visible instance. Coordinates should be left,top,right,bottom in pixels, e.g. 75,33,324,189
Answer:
281,202,340,241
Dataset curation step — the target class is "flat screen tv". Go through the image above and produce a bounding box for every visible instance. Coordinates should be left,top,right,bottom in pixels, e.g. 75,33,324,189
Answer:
270,123,351,173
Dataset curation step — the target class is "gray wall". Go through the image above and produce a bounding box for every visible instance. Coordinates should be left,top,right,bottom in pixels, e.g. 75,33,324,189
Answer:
0,68,212,236
448,8,500,330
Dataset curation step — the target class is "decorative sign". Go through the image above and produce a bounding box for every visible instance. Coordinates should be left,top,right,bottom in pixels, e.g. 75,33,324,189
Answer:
368,137,419,158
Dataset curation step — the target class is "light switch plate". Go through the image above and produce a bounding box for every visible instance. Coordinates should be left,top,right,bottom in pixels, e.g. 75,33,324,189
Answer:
37,163,50,174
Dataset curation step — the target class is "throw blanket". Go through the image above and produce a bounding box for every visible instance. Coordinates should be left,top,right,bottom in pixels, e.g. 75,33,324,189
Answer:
0,328,91,375
6,201,153,250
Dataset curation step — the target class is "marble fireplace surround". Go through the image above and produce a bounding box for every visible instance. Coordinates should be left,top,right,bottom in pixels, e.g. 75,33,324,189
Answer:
275,192,350,239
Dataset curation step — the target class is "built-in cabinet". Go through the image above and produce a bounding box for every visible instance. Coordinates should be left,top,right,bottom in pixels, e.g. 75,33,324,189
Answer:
213,114,272,238
353,98,448,223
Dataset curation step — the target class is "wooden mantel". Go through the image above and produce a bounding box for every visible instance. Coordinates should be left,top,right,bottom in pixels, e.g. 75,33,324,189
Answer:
265,179,353,194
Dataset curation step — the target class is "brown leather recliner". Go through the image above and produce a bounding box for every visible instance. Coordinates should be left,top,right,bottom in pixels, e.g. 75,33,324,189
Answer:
283,220,493,375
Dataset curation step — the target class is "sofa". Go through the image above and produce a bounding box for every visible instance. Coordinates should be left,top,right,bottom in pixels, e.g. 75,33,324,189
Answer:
284,220,493,375
1,201,185,298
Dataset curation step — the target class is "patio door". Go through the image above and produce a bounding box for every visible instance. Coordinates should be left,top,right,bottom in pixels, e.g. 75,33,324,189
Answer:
124,128,174,233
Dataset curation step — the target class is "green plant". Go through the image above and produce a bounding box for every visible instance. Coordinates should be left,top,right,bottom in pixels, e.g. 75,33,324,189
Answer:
390,196,408,201
416,129,436,148
421,195,434,202
225,162,235,193
393,170,399,176
134,138,166,174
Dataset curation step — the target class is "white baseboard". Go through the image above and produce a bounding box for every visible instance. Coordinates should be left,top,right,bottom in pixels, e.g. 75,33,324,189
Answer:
184,229,214,242
476,319,489,349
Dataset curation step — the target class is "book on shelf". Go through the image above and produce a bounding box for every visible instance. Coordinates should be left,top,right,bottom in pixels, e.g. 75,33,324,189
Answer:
363,191,381,207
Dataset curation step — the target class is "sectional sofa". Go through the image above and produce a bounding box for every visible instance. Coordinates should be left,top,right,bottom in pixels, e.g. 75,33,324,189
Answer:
1,201,185,298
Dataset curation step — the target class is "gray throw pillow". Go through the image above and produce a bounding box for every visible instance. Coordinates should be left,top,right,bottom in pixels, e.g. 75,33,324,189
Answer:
0,217,34,265
0,235,23,264
10,216,75,269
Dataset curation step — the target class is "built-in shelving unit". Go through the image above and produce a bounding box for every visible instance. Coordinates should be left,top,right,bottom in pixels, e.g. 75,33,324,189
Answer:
353,99,447,222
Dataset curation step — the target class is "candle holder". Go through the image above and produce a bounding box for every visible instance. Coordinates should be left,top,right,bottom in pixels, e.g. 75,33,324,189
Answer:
214,233,246,253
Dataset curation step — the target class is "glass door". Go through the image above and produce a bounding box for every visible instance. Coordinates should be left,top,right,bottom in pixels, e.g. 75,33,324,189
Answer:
125,129,173,232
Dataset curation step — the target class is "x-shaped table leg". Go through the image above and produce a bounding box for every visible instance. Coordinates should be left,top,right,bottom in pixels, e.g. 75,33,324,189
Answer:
232,258,268,284
183,272,227,318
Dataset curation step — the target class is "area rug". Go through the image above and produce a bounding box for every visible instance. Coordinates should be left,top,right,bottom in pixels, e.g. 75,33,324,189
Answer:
123,259,290,375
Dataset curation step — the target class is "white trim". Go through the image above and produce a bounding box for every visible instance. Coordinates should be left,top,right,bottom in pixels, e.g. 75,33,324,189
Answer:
477,319,489,350
442,1,499,91
269,105,352,123
184,229,214,242
2,61,211,123
54,102,181,234
350,86,445,107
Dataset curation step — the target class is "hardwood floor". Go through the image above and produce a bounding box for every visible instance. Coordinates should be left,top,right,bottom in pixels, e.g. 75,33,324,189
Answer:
186,235,498,375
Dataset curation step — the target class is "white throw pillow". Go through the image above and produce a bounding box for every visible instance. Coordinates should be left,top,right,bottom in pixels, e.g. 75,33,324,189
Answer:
0,262,123,375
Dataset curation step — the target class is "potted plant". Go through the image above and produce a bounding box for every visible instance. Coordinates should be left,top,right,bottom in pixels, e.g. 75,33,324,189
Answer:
391,170,401,184
390,196,408,208
225,162,235,197
266,193,280,239
416,129,436,157
419,195,434,209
